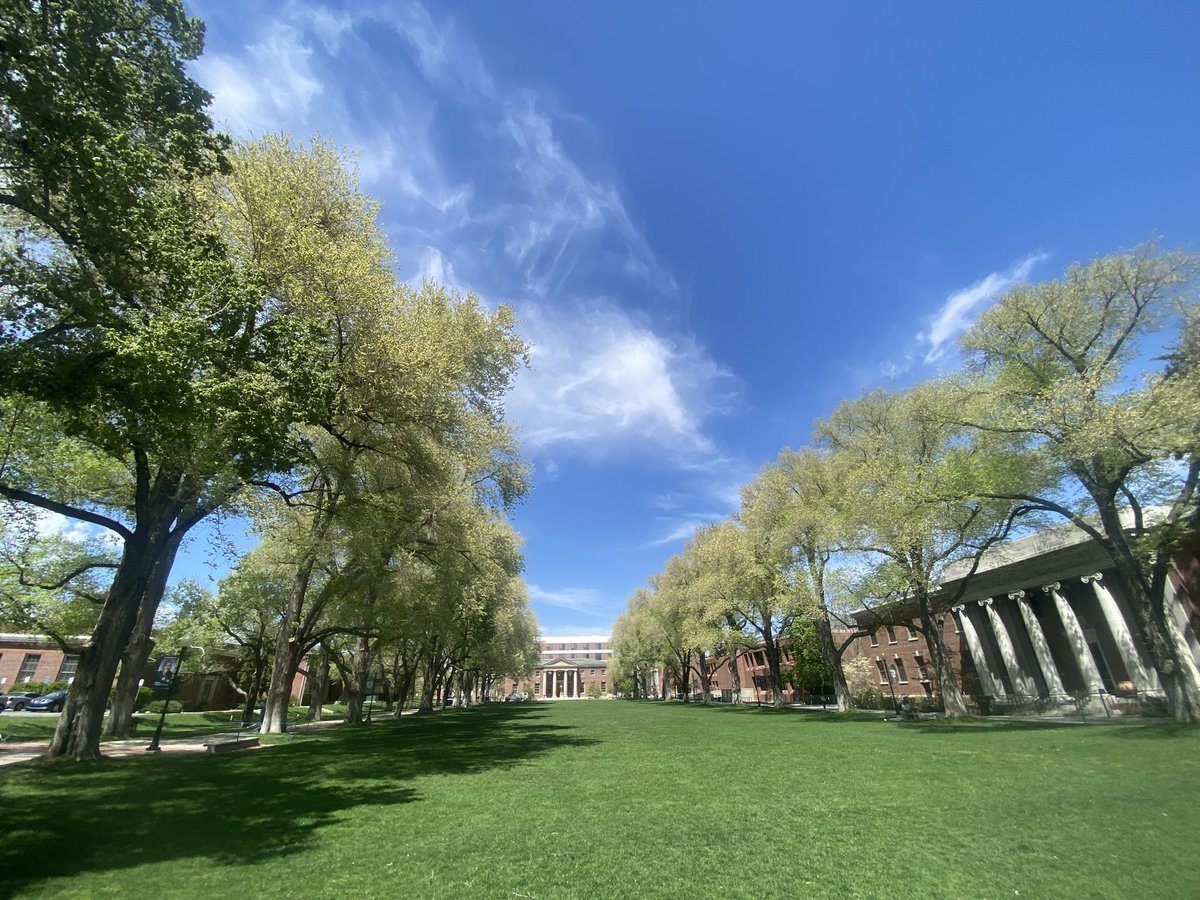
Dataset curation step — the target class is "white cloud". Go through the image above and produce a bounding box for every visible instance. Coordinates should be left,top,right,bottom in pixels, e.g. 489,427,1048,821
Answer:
505,301,737,462
922,252,1050,363
193,22,322,132
33,511,121,549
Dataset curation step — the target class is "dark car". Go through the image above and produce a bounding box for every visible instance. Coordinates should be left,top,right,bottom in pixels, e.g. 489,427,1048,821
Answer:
3,691,41,711
26,690,68,713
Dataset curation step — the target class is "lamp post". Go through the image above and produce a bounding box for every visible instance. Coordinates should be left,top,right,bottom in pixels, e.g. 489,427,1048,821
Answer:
146,646,188,752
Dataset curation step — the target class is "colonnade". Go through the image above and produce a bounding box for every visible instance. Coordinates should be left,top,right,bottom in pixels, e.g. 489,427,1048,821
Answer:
541,668,579,699
948,571,1191,702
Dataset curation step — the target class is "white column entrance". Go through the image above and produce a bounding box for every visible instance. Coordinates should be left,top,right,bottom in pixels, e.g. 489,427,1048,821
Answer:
954,606,1006,697
1044,582,1104,695
981,598,1036,696
1081,573,1159,692
1010,590,1066,696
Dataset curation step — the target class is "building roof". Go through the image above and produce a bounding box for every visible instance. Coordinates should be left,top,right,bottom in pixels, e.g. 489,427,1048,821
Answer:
537,656,610,669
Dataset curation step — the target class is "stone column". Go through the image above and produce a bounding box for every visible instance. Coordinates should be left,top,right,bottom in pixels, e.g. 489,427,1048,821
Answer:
1010,590,1066,696
981,598,1036,696
1164,575,1200,687
954,606,1006,697
1044,582,1104,695
1081,573,1159,692
544,670,550,698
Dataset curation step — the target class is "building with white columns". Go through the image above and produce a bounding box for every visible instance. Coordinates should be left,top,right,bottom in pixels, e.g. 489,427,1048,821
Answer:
848,518,1200,713
502,635,613,699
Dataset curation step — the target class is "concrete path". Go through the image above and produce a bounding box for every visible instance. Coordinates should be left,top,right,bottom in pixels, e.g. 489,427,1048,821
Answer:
0,710,399,768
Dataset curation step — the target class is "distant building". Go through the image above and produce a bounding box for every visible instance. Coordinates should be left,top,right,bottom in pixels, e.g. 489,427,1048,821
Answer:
504,634,612,699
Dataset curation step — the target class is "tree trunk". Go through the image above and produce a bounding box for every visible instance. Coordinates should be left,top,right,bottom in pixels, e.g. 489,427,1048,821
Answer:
242,653,266,724
922,600,968,717
306,644,330,721
697,651,711,704
761,633,786,708
1093,502,1200,722
814,614,854,712
345,635,370,725
262,553,317,733
728,647,742,704
104,531,185,737
418,644,442,712
49,523,168,760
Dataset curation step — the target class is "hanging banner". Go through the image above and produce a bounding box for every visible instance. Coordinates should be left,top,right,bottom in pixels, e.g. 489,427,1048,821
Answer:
154,656,179,692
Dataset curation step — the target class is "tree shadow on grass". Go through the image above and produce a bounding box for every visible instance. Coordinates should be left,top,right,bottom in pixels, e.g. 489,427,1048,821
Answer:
0,704,596,895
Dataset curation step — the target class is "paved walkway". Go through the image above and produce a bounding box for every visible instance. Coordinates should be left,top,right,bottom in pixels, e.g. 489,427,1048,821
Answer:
0,711,398,768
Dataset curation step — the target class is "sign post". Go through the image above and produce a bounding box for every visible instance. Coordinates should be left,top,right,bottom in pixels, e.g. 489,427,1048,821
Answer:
146,648,187,752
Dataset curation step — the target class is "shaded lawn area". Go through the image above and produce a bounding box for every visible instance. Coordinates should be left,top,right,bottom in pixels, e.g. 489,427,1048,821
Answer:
0,706,358,744
1,703,1198,898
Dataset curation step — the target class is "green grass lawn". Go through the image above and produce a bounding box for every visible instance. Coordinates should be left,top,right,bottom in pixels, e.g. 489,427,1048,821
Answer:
1,702,1198,898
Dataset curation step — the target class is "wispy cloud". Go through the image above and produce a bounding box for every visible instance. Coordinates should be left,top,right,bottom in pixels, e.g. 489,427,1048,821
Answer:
644,516,718,548
527,583,614,616
191,0,734,468
922,251,1050,363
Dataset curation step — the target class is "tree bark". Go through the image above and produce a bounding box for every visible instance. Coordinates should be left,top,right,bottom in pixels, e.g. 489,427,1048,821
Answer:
1093,502,1200,722
813,614,854,712
49,524,168,759
344,634,370,725
922,600,968,717
103,531,185,737
306,644,330,721
728,646,742,704
761,630,786,708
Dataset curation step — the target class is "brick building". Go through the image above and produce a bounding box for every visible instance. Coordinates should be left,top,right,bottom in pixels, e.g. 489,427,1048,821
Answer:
0,634,84,692
503,634,613,699
844,517,1200,713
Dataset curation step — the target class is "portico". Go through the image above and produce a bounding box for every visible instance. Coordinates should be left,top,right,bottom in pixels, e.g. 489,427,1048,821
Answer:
533,656,608,699
856,516,1200,714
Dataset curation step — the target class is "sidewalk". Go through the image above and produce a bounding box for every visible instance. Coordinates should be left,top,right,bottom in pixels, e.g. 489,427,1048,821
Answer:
0,710,398,768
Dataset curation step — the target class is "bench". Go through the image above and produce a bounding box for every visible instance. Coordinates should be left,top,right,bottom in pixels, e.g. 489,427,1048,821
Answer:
204,736,260,754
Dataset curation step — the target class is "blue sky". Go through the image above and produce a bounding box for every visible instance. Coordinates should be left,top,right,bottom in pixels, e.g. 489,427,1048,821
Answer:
163,1,1199,634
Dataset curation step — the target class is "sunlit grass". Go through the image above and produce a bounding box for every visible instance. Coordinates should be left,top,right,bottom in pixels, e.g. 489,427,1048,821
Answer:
2,701,1198,898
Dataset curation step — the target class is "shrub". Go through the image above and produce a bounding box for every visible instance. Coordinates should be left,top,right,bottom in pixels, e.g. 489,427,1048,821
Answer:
145,700,183,715
9,681,67,696
852,688,886,710
133,686,155,711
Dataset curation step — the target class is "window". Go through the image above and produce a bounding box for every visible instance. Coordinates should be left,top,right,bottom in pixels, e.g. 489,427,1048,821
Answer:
875,659,888,683
886,626,898,644
869,631,879,647
601,681,606,692
907,623,919,641
894,658,909,683
17,653,41,682
56,654,80,681
915,655,931,682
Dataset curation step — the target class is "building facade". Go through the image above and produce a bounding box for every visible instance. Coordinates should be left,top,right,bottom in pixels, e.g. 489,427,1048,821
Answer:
504,634,613,699
847,519,1200,713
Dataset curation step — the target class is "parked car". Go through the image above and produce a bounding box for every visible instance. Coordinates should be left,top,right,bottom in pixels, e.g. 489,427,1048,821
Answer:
3,691,41,711
506,691,530,702
26,690,68,713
